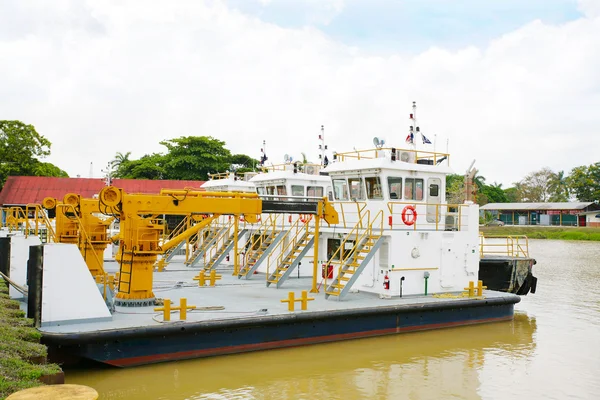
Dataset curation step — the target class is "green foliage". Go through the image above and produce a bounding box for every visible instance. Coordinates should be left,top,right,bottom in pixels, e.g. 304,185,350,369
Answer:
503,187,520,202
0,282,62,400
480,184,508,204
230,154,258,172
112,136,258,181
445,174,465,204
567,163,600,202
0,121,67,189
481,226,600,241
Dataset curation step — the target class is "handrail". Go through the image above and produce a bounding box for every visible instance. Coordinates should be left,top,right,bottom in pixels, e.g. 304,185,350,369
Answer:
243,214,282,268
329,201,368,229
56,204,105,276
321,210,372,289
203,217,238,267
334,146,450,165
479,235,530,258
266,217,308,277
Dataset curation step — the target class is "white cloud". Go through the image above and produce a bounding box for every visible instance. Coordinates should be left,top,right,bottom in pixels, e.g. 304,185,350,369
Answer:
578,0,600,17
1,0,599,186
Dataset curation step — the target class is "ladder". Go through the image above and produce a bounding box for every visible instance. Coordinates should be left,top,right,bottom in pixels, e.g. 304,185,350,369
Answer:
266,229,314,288
238,230,285,279
204,228,248,271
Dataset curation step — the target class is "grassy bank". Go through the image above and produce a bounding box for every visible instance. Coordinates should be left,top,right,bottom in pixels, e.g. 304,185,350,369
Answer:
480,226,600,241
0,279,62,400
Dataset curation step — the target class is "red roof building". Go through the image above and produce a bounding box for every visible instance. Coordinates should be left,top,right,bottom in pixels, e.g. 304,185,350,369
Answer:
0,176,206,206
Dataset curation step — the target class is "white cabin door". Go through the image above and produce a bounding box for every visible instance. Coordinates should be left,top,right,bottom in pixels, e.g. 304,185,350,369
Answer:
426,178,442,223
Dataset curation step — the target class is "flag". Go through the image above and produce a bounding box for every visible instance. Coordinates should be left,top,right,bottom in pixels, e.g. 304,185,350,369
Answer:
405,132,413,144
260,153,268,165
421,133,432,144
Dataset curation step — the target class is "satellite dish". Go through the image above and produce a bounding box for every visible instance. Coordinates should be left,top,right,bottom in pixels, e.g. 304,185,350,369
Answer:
372,137,381,147
284,154,290,163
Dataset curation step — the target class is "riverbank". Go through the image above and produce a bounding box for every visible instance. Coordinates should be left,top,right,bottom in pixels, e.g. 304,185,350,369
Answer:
480,226,600,241
0,278,62,400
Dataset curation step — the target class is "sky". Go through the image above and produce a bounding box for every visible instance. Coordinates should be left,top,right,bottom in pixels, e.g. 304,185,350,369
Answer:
1,0,600,187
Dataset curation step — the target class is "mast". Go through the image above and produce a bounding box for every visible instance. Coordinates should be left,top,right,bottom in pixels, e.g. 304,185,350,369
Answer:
318,125,328,167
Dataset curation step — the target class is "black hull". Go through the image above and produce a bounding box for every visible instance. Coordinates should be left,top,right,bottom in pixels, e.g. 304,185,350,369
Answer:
479,256,537,295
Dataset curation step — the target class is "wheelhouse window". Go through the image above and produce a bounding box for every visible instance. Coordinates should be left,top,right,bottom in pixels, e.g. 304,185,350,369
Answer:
307,186,324,197
365,177,383,200
387,177,402,200
277,185,287,195
266,186,276,196
333,179,349,201
405,178,424,201
257,187,266,195
348,177,365,200
292,185,304,196
429,184,439,197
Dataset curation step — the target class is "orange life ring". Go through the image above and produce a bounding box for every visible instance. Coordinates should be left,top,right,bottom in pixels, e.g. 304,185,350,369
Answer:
401,205,417,226
299,214,313,223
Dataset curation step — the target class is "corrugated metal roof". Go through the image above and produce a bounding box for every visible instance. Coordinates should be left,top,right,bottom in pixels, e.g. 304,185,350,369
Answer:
481,202,595,211
0,176,205,205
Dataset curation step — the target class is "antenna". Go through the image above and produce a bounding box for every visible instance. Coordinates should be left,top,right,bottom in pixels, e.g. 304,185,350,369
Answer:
89,162,93,178
284,154,290,163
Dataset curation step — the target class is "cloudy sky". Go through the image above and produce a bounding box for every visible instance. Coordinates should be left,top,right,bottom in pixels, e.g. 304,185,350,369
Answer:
1,0,599,186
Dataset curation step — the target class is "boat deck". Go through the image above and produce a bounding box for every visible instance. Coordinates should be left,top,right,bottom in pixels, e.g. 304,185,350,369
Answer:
40,257,519,335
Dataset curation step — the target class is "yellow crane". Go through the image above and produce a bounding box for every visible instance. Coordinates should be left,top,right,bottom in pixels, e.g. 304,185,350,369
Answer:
98,186,338,306
42,194,113,277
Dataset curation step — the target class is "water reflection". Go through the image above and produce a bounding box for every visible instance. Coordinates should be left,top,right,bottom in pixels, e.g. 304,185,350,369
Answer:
67,313,536,400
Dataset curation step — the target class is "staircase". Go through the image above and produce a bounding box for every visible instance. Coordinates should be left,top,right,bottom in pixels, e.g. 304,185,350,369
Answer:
238,230,285,279
185,224,228,267
162,216,191,262
266,226,315,288
204,228,248,271
325,210,385,300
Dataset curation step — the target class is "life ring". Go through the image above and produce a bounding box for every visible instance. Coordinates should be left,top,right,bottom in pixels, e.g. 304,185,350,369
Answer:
401,205,417,226
299,214,313,223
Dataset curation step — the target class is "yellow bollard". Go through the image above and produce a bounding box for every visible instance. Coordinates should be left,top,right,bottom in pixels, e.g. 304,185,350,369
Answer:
154,298,172,322
477,280,487,297
156,258,168,272
464,281,475,298
193,272,207,287
299,290,315,310
209,270,222,287
175,297,197,320
281,292,296,311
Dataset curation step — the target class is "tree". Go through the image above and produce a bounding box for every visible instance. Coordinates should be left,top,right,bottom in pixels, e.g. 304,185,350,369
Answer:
161,136,232,180
567,163,600,202
517,167,555,202
479,183,508,204
0,120,67,188
504,186,522,202
548,170,570,202
445,174,465,204
118,154,166,180
230,154,258,174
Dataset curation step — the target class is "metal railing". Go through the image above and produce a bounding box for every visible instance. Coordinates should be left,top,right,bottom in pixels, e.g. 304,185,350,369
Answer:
479,234,530,258
266,216,310,277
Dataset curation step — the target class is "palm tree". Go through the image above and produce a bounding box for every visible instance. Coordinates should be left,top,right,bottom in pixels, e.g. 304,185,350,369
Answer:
111,151,131,168
549,170,569,201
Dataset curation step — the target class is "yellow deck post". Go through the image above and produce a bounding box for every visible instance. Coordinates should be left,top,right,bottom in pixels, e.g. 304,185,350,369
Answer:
281,291,296,311
177,298,196,320
464,281,475,297
233,215,239,276
209,270,222,286
477,280,487,297
193,272,207,287
154,298,172,322
299,290,315,310
311,208,320,293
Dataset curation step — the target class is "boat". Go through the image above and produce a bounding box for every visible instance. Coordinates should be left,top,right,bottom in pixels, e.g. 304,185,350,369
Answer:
1,103,531,367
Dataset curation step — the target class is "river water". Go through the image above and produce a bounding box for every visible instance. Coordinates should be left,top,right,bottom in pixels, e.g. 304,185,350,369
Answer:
67,240,600,400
